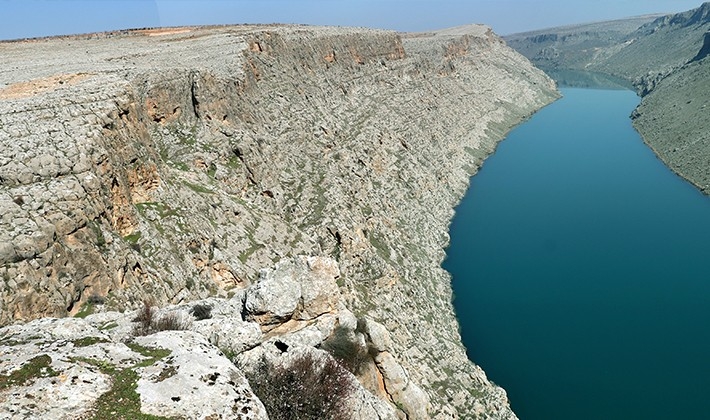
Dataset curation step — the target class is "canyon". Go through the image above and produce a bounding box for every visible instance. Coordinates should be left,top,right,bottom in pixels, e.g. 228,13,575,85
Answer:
506,2,710,193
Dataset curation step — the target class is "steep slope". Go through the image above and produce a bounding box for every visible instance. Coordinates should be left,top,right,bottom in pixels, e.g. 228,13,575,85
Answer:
590,2,710,85
504,15,662,73
0,25,558,418
507,2,710,194
631,56,710,192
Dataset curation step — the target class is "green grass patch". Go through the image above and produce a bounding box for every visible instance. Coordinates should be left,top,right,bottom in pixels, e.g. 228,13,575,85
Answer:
86,342,172,420
368,232,391,261
183,181,214,195
123,231,142,244
72,356,116,373
88,220,107,249
89,368,168,420
75,302,96,319
172,161,190,171
227,155,241,170
238,243,264,264
0,355,59,390
125,342,172,367
98,322,119,331
72,336,110,347
0,333,22,347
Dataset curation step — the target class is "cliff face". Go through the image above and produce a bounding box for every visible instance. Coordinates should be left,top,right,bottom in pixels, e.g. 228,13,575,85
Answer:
0,25,557,418
504,15,663,73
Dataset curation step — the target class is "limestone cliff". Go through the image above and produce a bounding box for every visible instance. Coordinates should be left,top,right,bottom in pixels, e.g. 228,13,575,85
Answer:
0,25,557,418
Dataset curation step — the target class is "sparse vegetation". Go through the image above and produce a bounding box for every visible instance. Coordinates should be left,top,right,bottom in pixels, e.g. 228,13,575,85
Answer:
132,301,189,336
88,220,107,249
320,326,372,375
123,231,142,244
156,364,178,382
183,180,214,194
75,302,96,319
190,303,213,320
72,336,110,347
123,231,142,253
99,321,119,331
247,352,355,420
151,312,188,332
87,342,172,420
207,163,217,178
0,355,58,390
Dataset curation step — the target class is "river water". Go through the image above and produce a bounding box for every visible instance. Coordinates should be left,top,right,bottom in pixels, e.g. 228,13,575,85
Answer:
444,88,710,419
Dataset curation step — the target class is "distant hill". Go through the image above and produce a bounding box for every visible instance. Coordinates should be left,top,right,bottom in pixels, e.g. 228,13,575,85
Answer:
505,15,663,75
506,2,710,194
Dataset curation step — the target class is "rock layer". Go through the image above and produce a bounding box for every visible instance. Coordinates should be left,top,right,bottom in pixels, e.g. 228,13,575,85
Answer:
0,24,557,418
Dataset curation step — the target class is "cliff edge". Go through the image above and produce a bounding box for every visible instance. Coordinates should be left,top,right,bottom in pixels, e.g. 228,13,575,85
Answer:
0,25,558,418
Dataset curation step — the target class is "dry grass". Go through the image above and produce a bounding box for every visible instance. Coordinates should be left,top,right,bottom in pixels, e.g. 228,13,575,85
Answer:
0,73,92,100
132,301,189,336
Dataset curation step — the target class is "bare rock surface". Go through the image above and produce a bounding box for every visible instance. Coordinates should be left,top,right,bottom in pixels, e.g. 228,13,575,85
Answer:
135,330,268,420
0,24,558,418
0,256,401,419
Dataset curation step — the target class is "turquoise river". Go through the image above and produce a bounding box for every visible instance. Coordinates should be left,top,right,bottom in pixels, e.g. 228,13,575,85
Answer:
444,88,710,419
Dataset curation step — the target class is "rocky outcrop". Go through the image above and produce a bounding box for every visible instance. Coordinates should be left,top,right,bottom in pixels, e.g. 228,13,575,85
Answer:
0,24,557,418
0,256,422,419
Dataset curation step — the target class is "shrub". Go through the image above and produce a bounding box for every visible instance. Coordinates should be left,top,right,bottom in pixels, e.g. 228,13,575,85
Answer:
132,301,154,336
190,303,213,320
247,352,354,420
152,312,188,332
132,301,189,336
320,326,371,375
87,294,105,305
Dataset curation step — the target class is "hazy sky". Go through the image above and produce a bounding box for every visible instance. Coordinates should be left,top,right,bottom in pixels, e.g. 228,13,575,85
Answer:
0,0,705,40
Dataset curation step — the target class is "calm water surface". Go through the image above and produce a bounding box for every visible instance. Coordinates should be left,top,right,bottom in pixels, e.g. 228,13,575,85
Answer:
444,88,710,419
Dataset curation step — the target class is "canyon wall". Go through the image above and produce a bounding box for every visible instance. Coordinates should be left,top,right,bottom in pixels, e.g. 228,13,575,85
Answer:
0,25,557,418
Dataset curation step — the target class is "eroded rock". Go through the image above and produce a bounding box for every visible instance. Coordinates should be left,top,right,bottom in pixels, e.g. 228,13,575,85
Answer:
244,256,341,328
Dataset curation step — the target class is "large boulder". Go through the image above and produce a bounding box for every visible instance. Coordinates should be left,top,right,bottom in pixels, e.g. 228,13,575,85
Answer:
244,256,342,328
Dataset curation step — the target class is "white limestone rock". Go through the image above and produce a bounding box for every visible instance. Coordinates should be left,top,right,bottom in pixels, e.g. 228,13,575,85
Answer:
375,351,431,420
244,256,342,327
299,255,342,320
135,330,268,420
191,317,262,356
363,317,394,353
244,260,302,326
